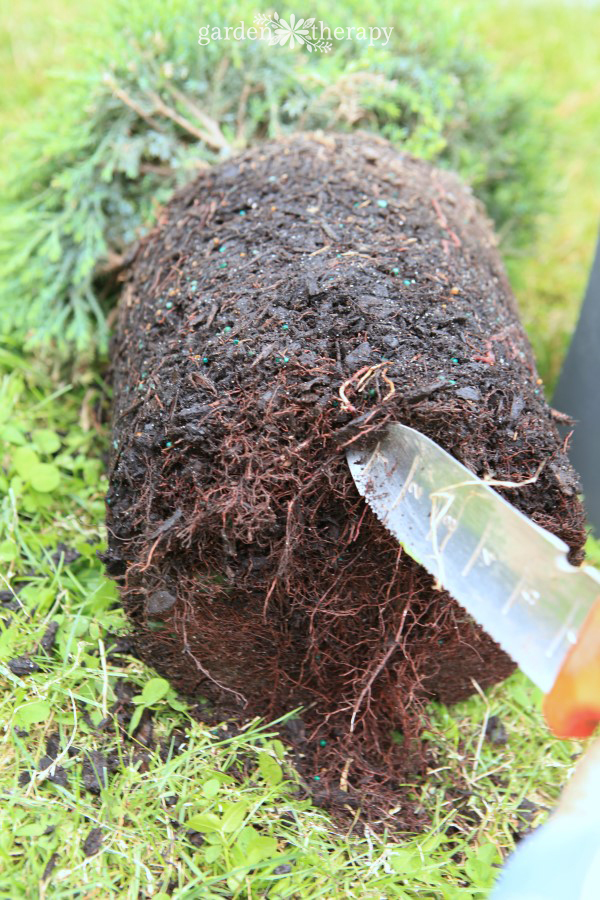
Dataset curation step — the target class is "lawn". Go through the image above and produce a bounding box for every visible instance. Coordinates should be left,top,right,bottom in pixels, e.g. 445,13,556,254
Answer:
1,1,599,896
467,0,600,389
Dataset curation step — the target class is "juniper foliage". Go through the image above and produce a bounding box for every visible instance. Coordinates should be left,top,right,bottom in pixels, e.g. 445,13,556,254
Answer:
0,0,549,351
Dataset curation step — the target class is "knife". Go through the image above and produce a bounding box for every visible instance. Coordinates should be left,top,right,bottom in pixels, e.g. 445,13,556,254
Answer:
346,423,600,739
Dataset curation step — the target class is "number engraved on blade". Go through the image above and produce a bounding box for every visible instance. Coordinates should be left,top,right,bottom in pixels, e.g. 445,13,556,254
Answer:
439,513,460,555
482,548,497,567
521,588,541,607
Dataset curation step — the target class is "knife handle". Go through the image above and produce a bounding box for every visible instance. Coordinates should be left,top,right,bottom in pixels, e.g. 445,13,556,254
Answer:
544,599,600,739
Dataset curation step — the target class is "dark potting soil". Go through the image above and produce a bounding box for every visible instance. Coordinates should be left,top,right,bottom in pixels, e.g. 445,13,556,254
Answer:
105,132,587,826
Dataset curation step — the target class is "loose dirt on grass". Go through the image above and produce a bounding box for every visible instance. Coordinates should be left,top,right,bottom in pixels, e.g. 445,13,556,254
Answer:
104,132,587,827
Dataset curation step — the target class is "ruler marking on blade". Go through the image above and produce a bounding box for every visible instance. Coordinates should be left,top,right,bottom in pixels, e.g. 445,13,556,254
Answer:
502,576,527,616
428,491,456,585
545,605,579,659
461,520,492,577
360,442,384,479
439,515,460,554
427,492,455,544
386,453,420,516
437,491,469,556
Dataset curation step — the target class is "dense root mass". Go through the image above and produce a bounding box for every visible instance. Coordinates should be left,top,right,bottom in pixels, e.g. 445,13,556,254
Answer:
105,132,586,825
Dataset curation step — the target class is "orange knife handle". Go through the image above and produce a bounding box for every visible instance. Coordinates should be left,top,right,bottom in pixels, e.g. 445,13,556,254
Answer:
543,600,600,739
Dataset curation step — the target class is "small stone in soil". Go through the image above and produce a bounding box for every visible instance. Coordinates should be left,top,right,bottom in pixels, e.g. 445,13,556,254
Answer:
38,755,69,788
283,717,306,743
274,864,293,875
132,708,154,746
51,543,81,567
8,656,40,676
83,827,104,857
42,853,59,882
105,634,136,662
46,732,61,759
146,589,177,615
516,797,542,826
185,829,205,848
160,728,189,761
485,715,508,746
0,590,19,605
81,751,116,793
39,621,59,654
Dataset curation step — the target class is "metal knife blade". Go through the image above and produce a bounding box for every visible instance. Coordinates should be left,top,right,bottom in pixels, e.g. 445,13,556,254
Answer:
346,423,600,694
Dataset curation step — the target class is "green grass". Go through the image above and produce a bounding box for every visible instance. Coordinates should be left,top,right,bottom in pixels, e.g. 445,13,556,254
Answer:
0,0,82,123
0,337,595,897
2,0,600,895
465,0,600,391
